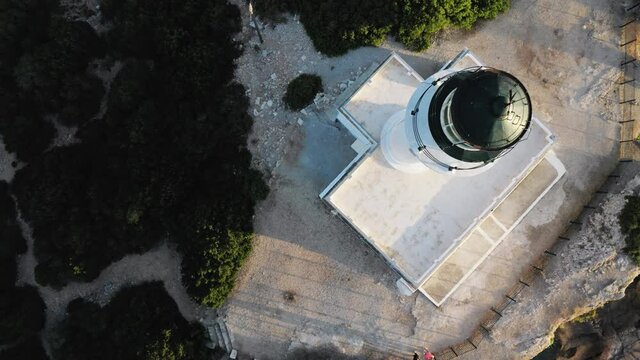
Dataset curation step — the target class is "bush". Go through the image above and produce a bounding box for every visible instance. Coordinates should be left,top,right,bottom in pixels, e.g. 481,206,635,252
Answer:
0,181,26,291
0,286,46,345
626,233,640,266
0,181,26,256
0,108,56,164
620,196,640,233
0,1,105,162
620,196,640,266
0,336,50,360
57,282,216,360
256,0,511,55
58,74,105,126
283,74,323,111
181,227,253,308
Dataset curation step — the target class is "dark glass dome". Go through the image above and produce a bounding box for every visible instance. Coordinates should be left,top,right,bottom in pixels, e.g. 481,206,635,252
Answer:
426,67,532,163
449,68,531,151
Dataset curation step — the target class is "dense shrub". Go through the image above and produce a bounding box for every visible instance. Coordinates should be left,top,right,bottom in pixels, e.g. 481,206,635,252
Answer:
0,0,105,162
180,226,253,308
0,0,58,72
0,336,49,360
283,74,323,111
0,181,26,290
57,282,216,360
0,286,46,345
256,0,510,55
620,196,640,266
11,0,267,308
0,185,45,355
0,103,56,164
620,196,640,233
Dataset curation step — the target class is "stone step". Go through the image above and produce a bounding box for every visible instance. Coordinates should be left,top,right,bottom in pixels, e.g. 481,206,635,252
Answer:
215,318,232,353
213,323,226,351
205,326,219,350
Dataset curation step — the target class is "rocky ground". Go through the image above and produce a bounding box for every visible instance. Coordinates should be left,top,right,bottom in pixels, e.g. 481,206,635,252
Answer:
534,276,640,360
229,1,386,176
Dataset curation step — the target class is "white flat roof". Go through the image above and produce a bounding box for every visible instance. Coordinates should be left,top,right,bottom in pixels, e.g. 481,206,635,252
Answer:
322,52,565,306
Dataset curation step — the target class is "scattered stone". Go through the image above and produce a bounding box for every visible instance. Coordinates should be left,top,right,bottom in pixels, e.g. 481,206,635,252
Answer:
283,290,296,302
339,82,347,91
313,92,324,105
300,109,308,115
266,100,273,107
270,73,277,81
297,118,304,125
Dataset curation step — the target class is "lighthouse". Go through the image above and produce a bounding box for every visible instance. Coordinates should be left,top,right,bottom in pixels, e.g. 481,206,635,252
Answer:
320,51,565,306
381,67,532,175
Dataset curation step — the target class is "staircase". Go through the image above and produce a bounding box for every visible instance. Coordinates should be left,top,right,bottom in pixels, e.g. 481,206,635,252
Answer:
204,317,234,357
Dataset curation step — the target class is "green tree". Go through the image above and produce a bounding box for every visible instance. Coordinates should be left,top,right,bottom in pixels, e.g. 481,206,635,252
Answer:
181,226,254,308
0,181,26,290
620,196,640,266
300,1,394,56
0,0,58,73
12,0,267,310
256,0,511,54
0,1,104,162
0,286,46,345
0,336,50,360
57,283,216,360
58,74,105,126
0,100,56,163
283,74,323,111
620,196,640,234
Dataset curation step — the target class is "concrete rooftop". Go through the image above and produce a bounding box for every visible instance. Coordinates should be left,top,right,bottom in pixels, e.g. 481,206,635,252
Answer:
323,53,565,305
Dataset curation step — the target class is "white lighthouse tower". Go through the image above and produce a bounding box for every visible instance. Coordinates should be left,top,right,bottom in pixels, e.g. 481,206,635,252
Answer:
381,67,532,176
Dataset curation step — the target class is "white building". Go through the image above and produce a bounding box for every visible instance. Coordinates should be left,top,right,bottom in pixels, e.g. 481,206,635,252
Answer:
320,50,565,306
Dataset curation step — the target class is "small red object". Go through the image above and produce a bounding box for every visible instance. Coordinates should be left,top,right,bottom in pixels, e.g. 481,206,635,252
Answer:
424,349,434,360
